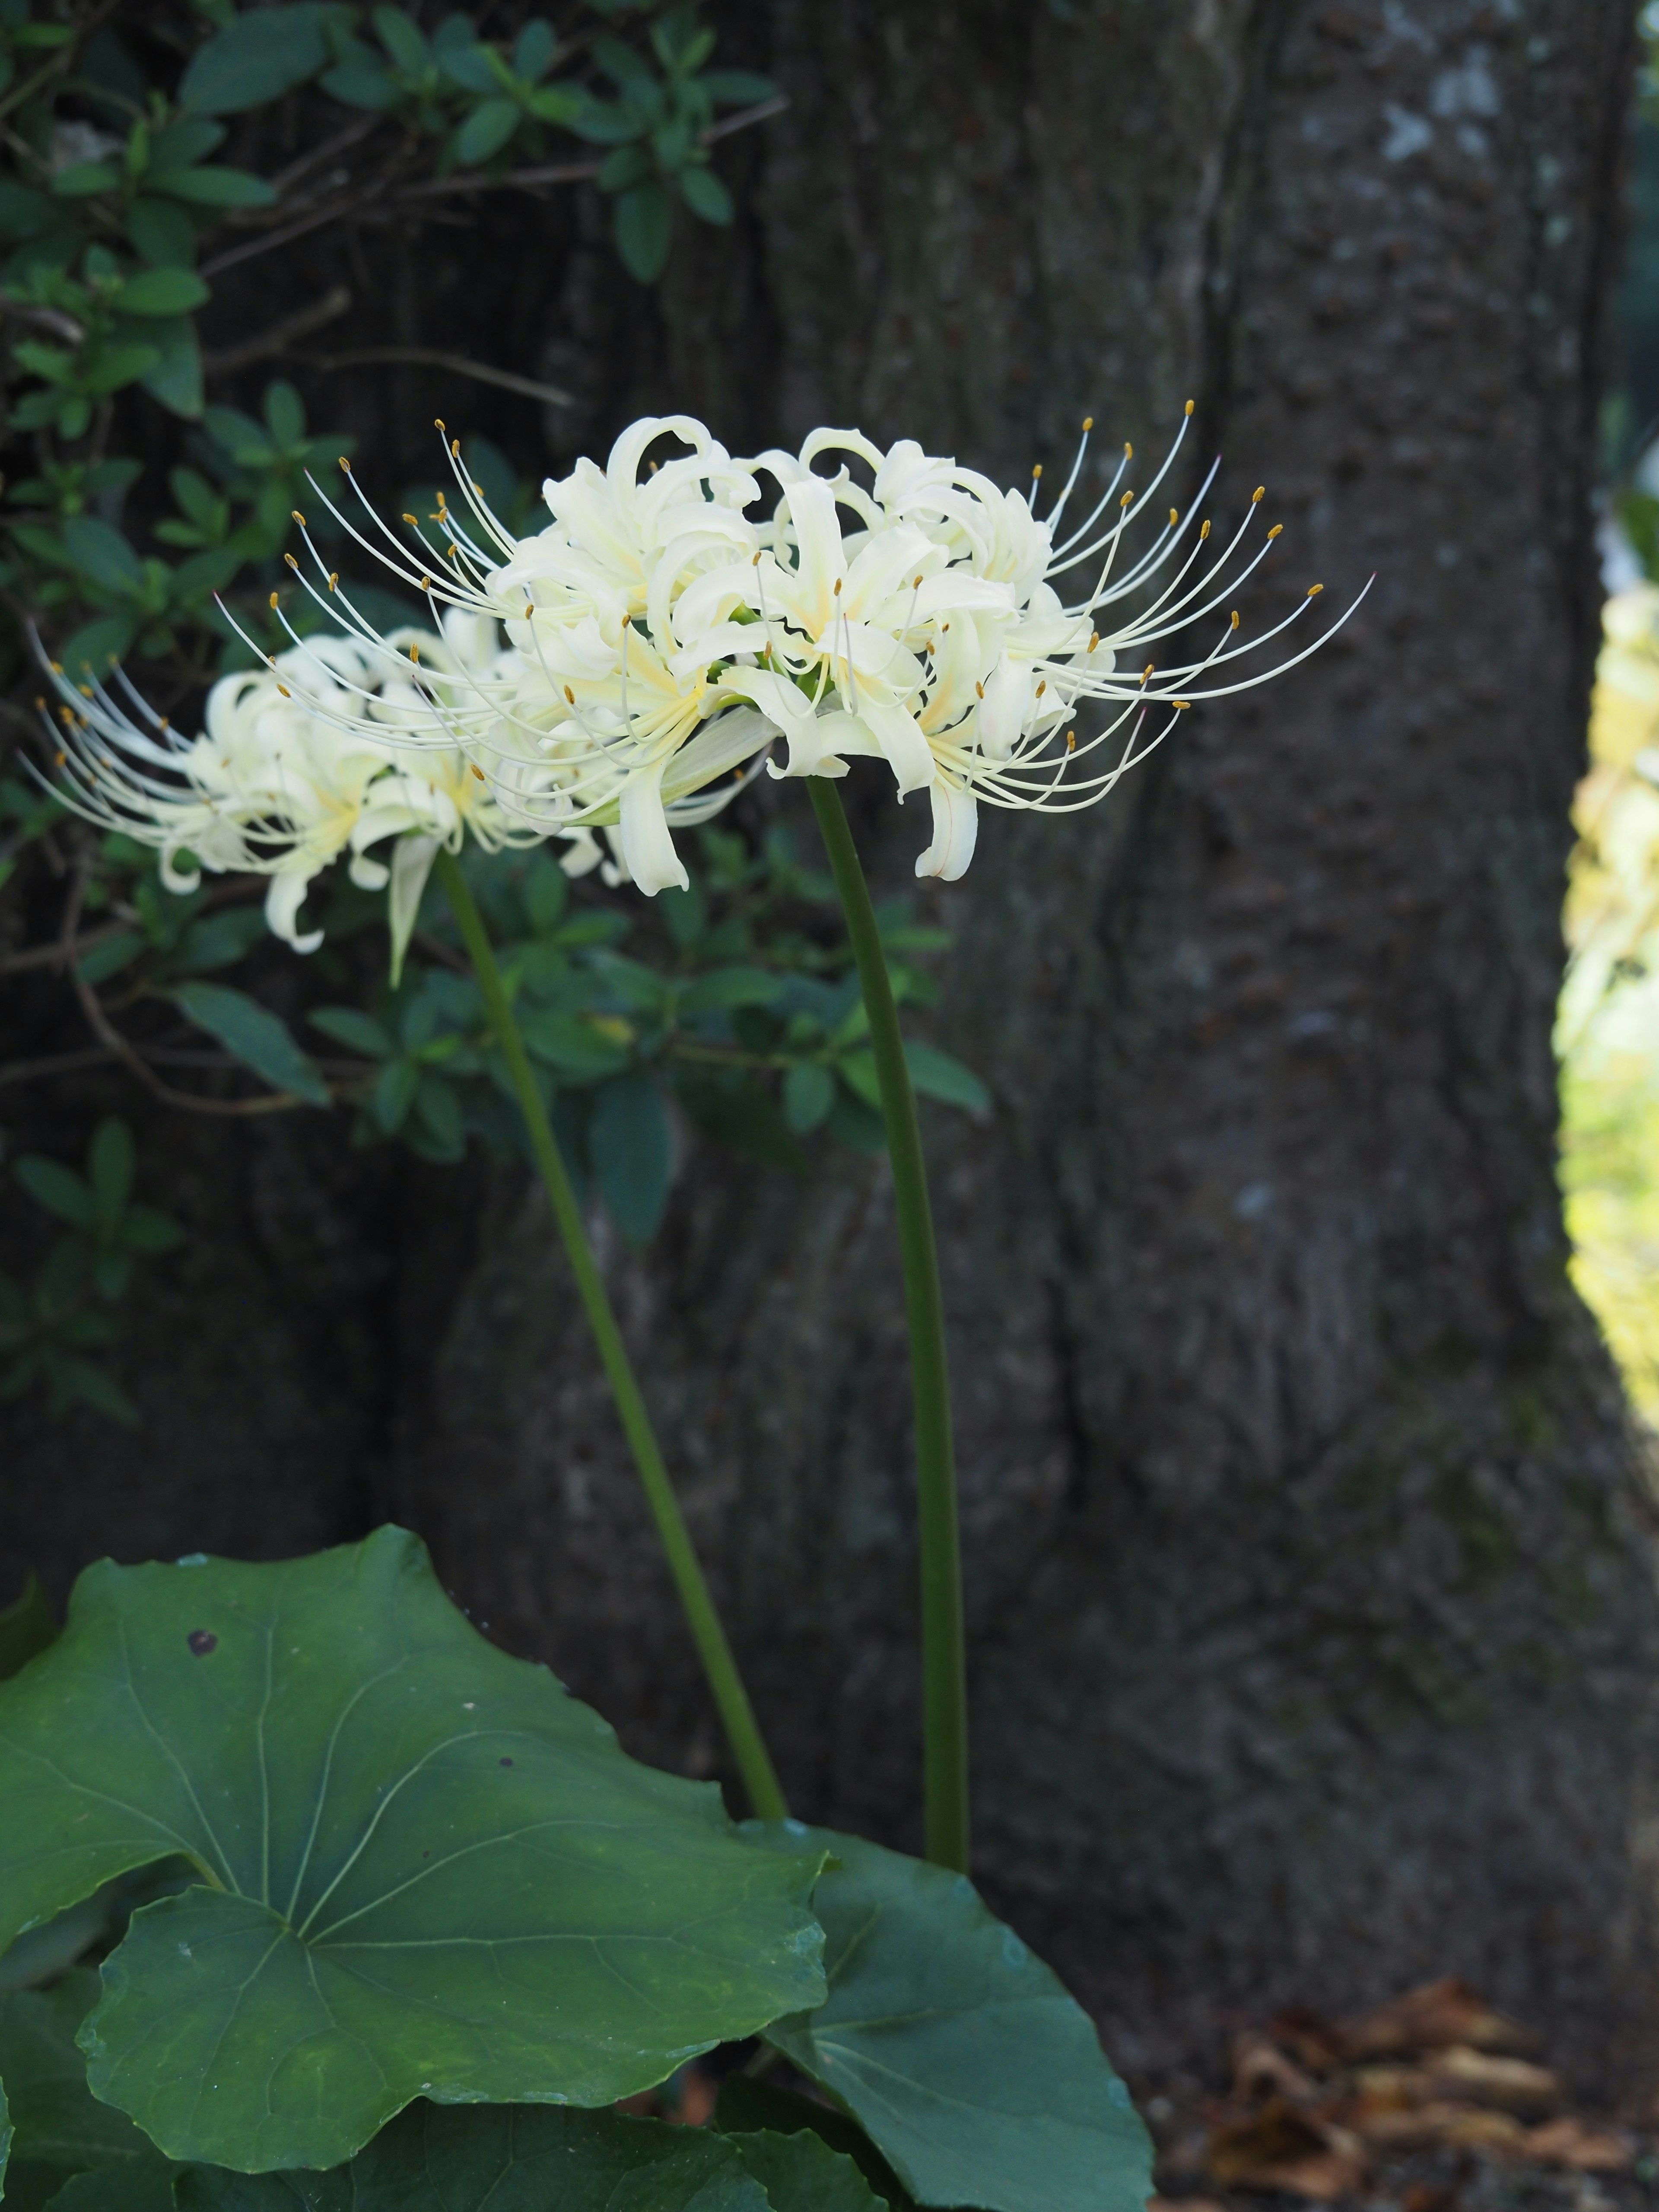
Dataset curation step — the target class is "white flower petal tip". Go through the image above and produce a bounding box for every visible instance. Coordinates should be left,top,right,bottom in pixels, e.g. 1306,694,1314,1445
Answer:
915,781,979,881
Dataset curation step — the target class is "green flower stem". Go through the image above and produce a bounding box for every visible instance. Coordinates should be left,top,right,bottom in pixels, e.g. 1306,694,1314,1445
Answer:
806,780,969,1874
435,847,788,1824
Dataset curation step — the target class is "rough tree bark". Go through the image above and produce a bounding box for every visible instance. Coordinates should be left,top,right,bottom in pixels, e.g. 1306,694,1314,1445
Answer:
3,0,1655,2088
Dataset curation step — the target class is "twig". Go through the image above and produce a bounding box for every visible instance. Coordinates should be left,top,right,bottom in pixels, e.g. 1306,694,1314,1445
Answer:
299,347,574,408
200,194,379,280
202,284,352,377
702,93,790,144
267,113,382,197
399,156,600,201
0,917,127,978
0,1044,118,1089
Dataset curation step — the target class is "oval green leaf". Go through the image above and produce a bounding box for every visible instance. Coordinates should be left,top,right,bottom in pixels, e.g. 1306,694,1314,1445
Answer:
0,1530,827,2171
751,1827,1153,2212
172,981,331,1105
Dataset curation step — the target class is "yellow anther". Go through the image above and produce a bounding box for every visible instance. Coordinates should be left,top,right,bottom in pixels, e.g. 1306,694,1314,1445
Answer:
48,661,61,673
1169,508,1178,526
1200,519,1212,541
1252,486,1265,503
435,490,447,509
1307,583,1324,597
1081,416,1094,432
1184,398,1195,416
276,683,291,698
284,553,299,569
1066,729,1076,751
77,683,91,697
1124,442,1133,458
450,438,460,458
1268,524,1283,540
564,685,575,704
158,717,168,730
409,645,420,663
339,456,351,472
914,574,923,589
1142,664,1154,684
291,509,305,525
328,573,339,592
57,704,73,725
1230,610,1240,630
975,680,985,698
1174,699,1192,709
833,577,842,594
1120,490,1135,508
471,764,486,781
435,417,446,431
1031,463,1043,480
53,747,65,764
403,512,419,526
753,550,762,565
1087,631,1100,652
472,480,483,496
420,575,432,591
1036,680,1046,697
269,592,279,609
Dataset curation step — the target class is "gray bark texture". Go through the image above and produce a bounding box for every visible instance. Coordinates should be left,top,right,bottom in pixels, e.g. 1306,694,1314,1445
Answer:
4,0,1658,2091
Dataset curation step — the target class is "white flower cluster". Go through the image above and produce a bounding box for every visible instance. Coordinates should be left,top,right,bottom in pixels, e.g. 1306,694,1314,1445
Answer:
43,407,1359,947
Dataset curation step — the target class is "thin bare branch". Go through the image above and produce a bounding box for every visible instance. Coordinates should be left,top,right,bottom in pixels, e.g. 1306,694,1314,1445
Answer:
203,284,352,377
300,346,574,408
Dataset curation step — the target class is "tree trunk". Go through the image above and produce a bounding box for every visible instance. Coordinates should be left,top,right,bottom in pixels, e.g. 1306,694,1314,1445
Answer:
3,0,1656,2089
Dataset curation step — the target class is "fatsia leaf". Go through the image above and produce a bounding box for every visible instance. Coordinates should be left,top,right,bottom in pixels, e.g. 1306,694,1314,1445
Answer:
0,1968,176,2210
175,2100,778,2211
715,2077,910,2211
752,1827,1153,2212
0,1530,826,2173
0,1574,57,1683
726,2126,887,2212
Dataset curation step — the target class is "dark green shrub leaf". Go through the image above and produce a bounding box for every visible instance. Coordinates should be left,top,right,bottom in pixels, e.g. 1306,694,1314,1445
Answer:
176,2100,779,2211
172,982,331,1105
137,315,206,420
320,53,398,107
678,967,779,1016
903,1044,989,1114
14,1156,94,1229
782,1063,833,1135
700,70,779,105
44,1354,139,1427
517,1009,629,1081
0,1530,827,2171
61,516,144,596
148,166,276,208
372,5,430,74
453,96,519,165
126,195,197,268
118,1205,184,1256
675,1069,806,1174
678,164,733,225
88,1117,135,1230
0,1574,58,1682
0,1968,176,2209
180,6,331,113
613,181,672,281
119,267,210,316
309,1007,395,1058
59,617,139,685
51,161,120,197
752,1826,1153,2212
73,931,144,988
590,1068,672,1243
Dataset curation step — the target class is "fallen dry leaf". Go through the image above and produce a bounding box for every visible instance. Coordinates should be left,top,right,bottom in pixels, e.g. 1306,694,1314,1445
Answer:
1429,2045,1560,2115
1207,2099,1367,2199
1338,1979,1536,2063
1522,2118,1633,2173
1232,2031,1320,2105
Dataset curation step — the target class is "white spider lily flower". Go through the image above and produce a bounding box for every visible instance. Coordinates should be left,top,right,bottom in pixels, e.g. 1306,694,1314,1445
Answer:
265,418,775,894
39,622,533,966
260,407,1363,899
726,410,1368,880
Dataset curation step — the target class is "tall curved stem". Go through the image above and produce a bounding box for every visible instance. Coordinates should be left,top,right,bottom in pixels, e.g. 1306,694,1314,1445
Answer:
436,847,788,1823
807,782,969,1872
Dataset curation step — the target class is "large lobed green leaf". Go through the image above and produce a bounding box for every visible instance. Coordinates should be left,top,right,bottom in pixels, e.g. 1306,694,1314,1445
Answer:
174,2101,880,2212
0,1968,175,2210
0,1529,826,2173
753,1828,1153,2212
